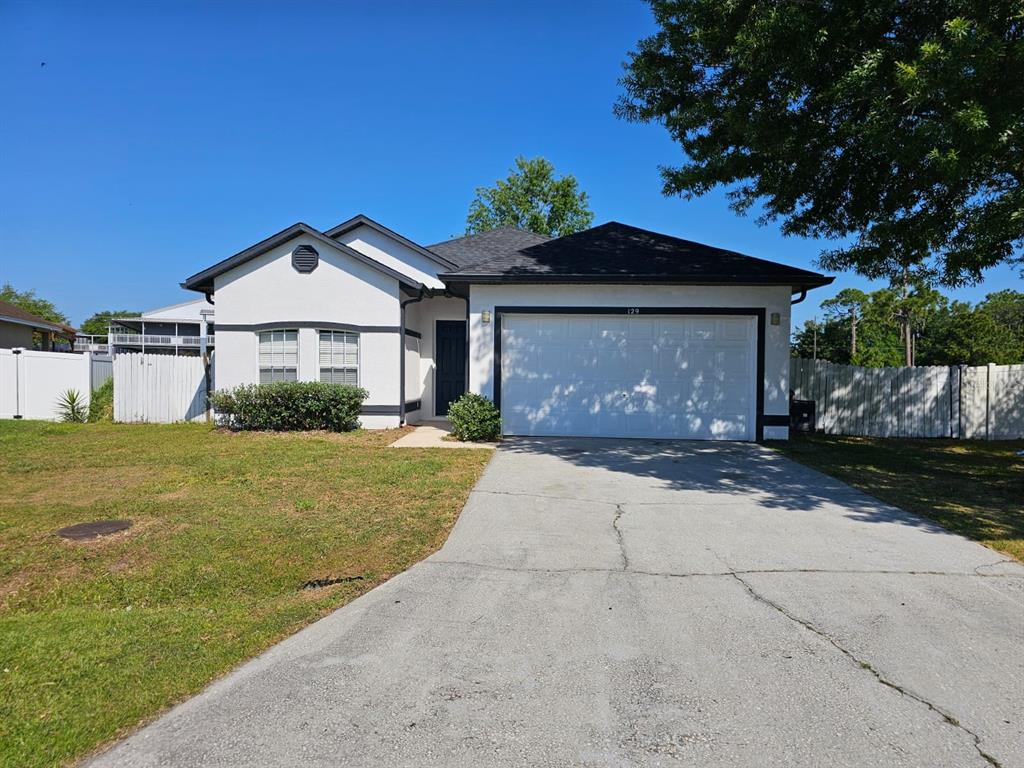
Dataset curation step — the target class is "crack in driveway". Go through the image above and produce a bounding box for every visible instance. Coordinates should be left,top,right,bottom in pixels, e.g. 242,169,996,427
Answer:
612,504,629,571
425,557,1020,580
718,562,1004,768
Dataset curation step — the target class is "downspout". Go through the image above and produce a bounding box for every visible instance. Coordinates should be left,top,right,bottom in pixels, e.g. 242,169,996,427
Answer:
204,292,214,306
464,292,470,397
399,287,428,426
791,287,808,305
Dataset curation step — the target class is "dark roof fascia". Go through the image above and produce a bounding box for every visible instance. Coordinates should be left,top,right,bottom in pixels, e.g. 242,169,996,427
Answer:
182,223,423,293
0,313,76,335
324,214,459,271
439,274,835,291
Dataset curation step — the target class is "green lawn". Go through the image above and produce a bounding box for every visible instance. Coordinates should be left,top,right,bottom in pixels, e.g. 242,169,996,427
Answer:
774,434,1024,561
0,421,491,768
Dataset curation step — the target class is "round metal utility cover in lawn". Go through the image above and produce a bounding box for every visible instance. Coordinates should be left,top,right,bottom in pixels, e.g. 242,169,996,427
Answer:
57,520,132,540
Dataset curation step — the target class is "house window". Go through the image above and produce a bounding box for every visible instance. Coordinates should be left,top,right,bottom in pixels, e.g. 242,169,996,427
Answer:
319,330,359,385
258,330,298,383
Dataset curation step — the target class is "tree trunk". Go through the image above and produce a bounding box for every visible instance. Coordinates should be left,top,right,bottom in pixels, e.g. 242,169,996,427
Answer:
900,268,913,366
850,308,858,361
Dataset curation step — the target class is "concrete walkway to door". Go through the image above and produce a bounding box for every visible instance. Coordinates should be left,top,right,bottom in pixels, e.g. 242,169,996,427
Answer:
89,439,1024,768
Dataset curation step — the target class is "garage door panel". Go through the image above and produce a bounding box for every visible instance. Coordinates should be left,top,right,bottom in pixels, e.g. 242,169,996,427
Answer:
501,314,757,440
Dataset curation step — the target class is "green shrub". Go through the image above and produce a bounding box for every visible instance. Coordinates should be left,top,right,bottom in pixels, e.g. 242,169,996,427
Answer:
447,393,501,441
88,378,113,422
209,381,368,432
56,389,87,423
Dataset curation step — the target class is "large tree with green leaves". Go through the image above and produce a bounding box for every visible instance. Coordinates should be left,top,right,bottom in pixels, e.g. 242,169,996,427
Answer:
617,1,1024,285
792,287,1024,365
466,156,594,237
0,283,68,325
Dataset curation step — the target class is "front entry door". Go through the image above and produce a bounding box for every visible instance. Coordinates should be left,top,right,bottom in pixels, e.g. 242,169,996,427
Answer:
435,320,467,416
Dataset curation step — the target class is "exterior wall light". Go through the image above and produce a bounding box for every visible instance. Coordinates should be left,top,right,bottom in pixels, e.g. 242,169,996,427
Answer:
770,312,781,326
481,310,492,324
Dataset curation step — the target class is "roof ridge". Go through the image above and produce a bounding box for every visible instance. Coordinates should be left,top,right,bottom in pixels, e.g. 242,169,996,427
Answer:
426,226,549,250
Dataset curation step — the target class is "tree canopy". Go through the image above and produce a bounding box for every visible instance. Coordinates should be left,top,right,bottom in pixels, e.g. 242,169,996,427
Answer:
792,288,1024,366
0,283,68,325
466,156,594,238
617,1,1024,285
79,310,139,337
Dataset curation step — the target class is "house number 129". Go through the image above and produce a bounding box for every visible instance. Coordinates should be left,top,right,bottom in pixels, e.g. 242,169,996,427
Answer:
626,308,641,314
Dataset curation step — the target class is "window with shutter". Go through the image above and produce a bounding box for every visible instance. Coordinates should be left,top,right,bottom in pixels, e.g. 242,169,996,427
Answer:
319,330,359,385
258,330,298,383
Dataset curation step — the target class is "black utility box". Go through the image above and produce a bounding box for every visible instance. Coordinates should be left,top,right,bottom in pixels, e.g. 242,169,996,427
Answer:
790,399,816,433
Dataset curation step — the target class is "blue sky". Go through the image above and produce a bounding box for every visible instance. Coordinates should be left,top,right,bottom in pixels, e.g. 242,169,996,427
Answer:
2,0,1020,329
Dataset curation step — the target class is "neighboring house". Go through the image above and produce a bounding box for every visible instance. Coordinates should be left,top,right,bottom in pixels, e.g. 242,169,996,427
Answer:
107,298,215,357
182,215,832,439
0,299,76,351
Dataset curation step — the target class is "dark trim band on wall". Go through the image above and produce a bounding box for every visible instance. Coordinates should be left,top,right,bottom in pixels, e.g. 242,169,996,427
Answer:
217,321,401,333
405,328,422,339
760,414,790,427
492,306,768,441
361,405,401,415
404,400,422,412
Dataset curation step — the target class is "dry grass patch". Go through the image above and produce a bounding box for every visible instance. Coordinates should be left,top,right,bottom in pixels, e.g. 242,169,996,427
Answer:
0,421,490,768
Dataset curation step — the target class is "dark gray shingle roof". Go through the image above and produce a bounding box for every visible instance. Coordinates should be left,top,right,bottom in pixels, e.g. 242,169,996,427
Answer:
438,221,832,289
427,227,551,269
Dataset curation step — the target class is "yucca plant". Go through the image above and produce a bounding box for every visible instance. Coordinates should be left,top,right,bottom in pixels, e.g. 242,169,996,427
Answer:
56,389,88,423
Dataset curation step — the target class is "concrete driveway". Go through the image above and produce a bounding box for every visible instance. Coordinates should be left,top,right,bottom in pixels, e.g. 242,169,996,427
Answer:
90,439,1023,768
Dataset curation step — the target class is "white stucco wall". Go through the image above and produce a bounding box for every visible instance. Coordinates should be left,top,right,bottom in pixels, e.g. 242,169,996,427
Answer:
211,234,404,428
468,283,792,439
336,224,447,290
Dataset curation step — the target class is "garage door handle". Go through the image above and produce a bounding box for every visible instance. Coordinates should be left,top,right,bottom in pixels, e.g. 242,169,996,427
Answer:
620,392,628,398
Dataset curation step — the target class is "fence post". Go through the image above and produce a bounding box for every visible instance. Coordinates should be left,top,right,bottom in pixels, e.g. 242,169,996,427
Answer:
986,362,994,441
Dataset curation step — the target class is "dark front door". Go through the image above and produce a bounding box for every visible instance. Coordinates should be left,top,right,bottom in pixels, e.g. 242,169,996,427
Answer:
435,320,467,416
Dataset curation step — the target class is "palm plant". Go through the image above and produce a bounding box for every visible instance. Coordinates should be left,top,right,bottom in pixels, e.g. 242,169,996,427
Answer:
56,389,87,423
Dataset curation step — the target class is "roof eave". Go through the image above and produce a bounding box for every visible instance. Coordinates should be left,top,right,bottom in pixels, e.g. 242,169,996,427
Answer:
182,222,424,294
0,314,75,335
439,274,834,290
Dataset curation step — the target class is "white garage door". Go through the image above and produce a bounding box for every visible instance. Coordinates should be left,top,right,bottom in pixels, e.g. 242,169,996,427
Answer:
500,314,758,440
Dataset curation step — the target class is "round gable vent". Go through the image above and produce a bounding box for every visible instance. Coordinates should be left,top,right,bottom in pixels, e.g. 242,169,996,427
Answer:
292,244,319,273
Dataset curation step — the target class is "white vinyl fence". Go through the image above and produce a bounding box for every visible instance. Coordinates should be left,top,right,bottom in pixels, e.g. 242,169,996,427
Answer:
790,358,1024,439
91,353,113,391
0,348,92,420
114,352,209,423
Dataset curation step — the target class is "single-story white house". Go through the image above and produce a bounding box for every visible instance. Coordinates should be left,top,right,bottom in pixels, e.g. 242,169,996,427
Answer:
182,215,832,440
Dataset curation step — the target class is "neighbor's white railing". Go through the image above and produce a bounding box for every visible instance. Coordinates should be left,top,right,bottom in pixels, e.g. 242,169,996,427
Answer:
109,333,213,347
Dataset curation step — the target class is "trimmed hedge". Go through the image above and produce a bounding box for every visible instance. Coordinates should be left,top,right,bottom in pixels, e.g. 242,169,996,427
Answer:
447,393,501,441
210,381,368,432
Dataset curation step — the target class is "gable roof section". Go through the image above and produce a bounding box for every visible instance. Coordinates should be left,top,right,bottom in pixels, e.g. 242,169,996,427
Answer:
325,214,459,271
182,222,424,294
0,298,76,336
427,227,551,269
439,221,832,291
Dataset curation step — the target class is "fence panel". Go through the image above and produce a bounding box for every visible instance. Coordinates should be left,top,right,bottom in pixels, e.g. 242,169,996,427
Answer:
113,352,208,423
789,358,1024,439
988,363,1024,439
0,349,92,420
91,353,113,391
